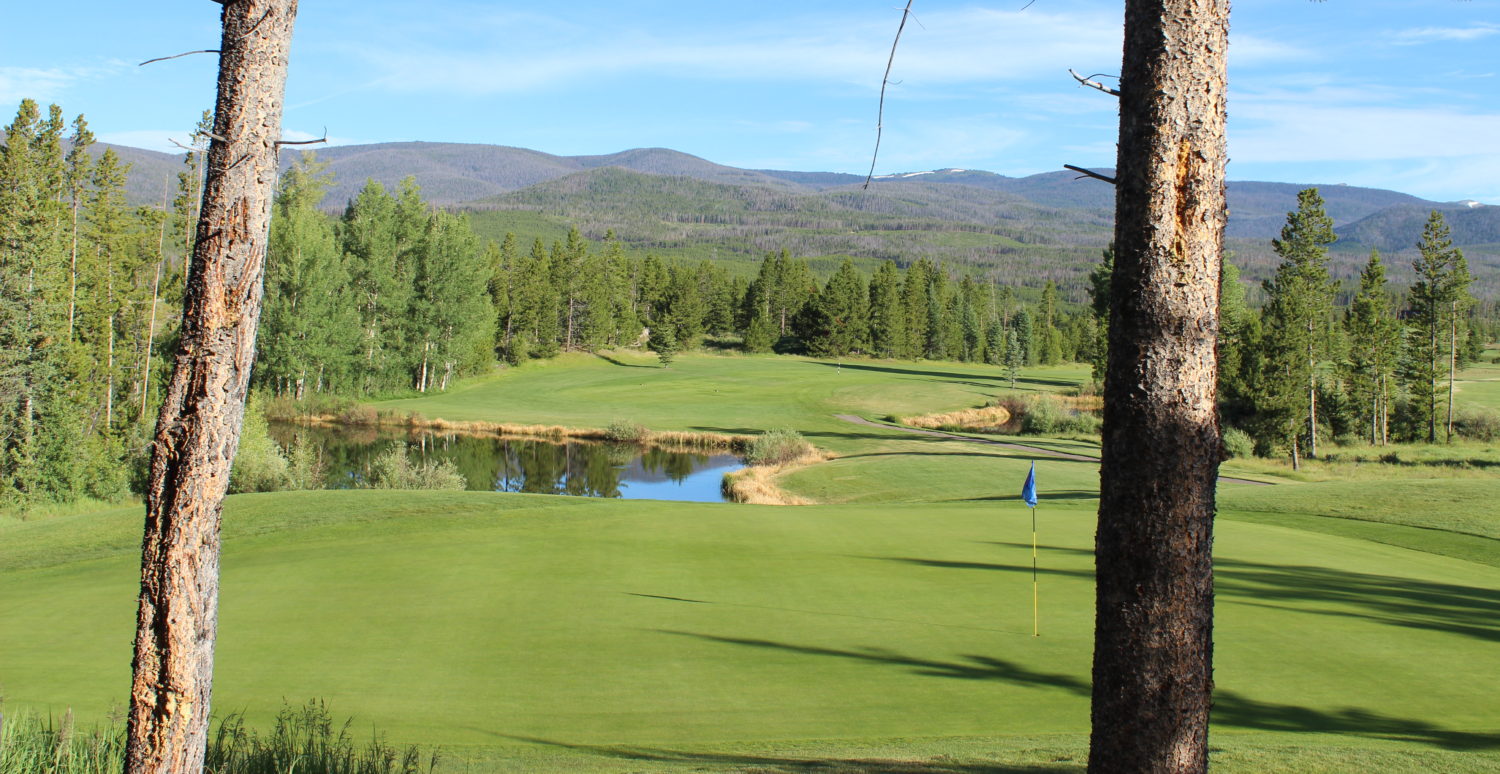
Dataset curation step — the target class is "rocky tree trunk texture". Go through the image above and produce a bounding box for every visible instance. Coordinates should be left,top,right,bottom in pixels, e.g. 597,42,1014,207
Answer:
1090,1,1228,773
125,2,297,772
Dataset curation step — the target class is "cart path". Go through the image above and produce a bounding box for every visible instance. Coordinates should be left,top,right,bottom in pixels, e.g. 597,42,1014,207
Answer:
833,414,1273,486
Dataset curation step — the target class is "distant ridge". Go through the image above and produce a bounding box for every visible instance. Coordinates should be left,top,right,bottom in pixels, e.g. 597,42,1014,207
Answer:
83,137,1496,296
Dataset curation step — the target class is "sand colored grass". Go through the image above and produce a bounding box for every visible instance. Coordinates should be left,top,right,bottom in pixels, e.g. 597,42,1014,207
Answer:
898,404,1013,431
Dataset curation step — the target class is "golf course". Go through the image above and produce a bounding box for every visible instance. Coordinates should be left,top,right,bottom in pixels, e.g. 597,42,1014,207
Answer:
3,352,1498,772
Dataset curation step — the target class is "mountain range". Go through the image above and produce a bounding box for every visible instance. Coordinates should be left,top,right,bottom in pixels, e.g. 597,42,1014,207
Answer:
95,140,1499,299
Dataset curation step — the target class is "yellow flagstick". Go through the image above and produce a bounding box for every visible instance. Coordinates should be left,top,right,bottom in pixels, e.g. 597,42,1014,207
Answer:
1031,502,1038,637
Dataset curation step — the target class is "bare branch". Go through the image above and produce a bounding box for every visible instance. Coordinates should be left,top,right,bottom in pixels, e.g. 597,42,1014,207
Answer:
1064,164,1117,185
863,0,915,190
139,50,220,67
275,128,328,148
1068,68,1121,97
169,138,207,154
203,130,229,143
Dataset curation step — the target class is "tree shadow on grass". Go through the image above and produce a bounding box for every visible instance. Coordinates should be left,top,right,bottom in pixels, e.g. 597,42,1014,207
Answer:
958,490,1099,502
1213,557,1500,644
594,352,656,368
873,549,1500,644
658,631,1500,751
808,361,1078,390
478,732,1079,773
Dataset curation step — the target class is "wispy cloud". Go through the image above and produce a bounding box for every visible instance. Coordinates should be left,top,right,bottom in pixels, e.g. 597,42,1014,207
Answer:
1231,83,1500,165
346,7,1123,96
0,66,95,105
1393,22,1500,45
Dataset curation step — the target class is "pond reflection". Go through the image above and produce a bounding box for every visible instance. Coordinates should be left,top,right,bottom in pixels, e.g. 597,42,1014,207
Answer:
269,423,740,503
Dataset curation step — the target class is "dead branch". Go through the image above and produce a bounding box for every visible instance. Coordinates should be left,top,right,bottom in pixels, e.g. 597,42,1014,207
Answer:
275,128,328,147
863,0,915,190
1064,164,1117,185
139,50,220,67
169,138,207,154
1069,68,1121,97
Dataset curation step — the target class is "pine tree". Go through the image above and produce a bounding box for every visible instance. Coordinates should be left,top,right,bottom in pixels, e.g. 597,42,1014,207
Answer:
648,324,679,367
1343,250,1399,444
1404,211,1471,443
1087,245,1114,382
64,113,94,338
867,260,904,358
1252,188,1336,465
1002,329,1022,390
1011,308,1035,366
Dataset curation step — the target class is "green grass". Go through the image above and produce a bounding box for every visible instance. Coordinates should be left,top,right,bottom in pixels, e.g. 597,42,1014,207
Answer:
6,351,1500,772
374,351,1090,457
3,491,1498,771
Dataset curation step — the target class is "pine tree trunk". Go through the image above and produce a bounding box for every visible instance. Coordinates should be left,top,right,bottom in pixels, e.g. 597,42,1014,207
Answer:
1308,335,1317,458
1429,326,1439,443
125,3,297,773
1448,303,1457,443
1091,1,1227,772
107,314,115,430
68,196,80,339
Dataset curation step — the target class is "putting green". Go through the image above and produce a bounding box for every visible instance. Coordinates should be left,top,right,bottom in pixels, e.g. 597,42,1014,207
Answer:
4,352,1499,772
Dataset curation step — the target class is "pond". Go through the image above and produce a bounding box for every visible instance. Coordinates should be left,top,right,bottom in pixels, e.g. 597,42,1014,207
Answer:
268,423,741,503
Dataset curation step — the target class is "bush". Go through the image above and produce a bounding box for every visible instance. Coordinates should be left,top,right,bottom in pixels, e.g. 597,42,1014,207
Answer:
604,419,649,442
1454,407,1500,442
1221,426,1255,459
285,434,327,490
744,428,814,466
230,396,290,493
364,444,467,490
1015,395,1100,437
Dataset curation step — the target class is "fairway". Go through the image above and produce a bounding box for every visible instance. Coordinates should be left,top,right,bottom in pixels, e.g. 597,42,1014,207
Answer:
5,352,1500,772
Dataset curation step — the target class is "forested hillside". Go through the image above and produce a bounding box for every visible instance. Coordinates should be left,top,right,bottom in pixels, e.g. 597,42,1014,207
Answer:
76,137,1497,299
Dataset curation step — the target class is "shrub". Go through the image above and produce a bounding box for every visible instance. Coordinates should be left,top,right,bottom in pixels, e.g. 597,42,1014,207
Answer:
285,434,327,490
604,419,649,442
1454,407,1500,442
338,403,379,426
230,395,290,493
745,428,814,466
1221,426,1255,459
364,444,467,491
1016,394,1100,437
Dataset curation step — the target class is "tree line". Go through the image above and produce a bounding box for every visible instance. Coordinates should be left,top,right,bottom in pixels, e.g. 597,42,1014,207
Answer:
2,99,1488,510
1124,188,1481,465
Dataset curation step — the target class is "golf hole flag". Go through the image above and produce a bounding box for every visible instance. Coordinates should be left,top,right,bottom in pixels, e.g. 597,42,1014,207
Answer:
1021,462,1038,507
1022,461,1039,636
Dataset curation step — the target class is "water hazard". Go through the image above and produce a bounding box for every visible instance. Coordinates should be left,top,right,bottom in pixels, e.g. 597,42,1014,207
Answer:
269,424,741,503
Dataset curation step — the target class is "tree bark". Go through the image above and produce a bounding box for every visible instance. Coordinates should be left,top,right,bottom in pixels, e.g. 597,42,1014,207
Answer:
125,3,297,773
1090,1,1228,772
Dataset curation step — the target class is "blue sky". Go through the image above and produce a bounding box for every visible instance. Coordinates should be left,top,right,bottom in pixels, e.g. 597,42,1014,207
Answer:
3,1,1497,202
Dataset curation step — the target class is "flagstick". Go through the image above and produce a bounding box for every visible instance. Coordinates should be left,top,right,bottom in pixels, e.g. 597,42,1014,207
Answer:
1031,502,1038,637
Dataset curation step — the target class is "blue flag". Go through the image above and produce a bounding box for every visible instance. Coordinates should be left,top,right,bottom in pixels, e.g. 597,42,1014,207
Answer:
1021,462,1038,508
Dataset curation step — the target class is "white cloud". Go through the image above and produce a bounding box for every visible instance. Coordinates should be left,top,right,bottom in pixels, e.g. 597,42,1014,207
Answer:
351,7,1124,96
0,66,84,105
1230,86,1500,164
1394,23,1500,45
